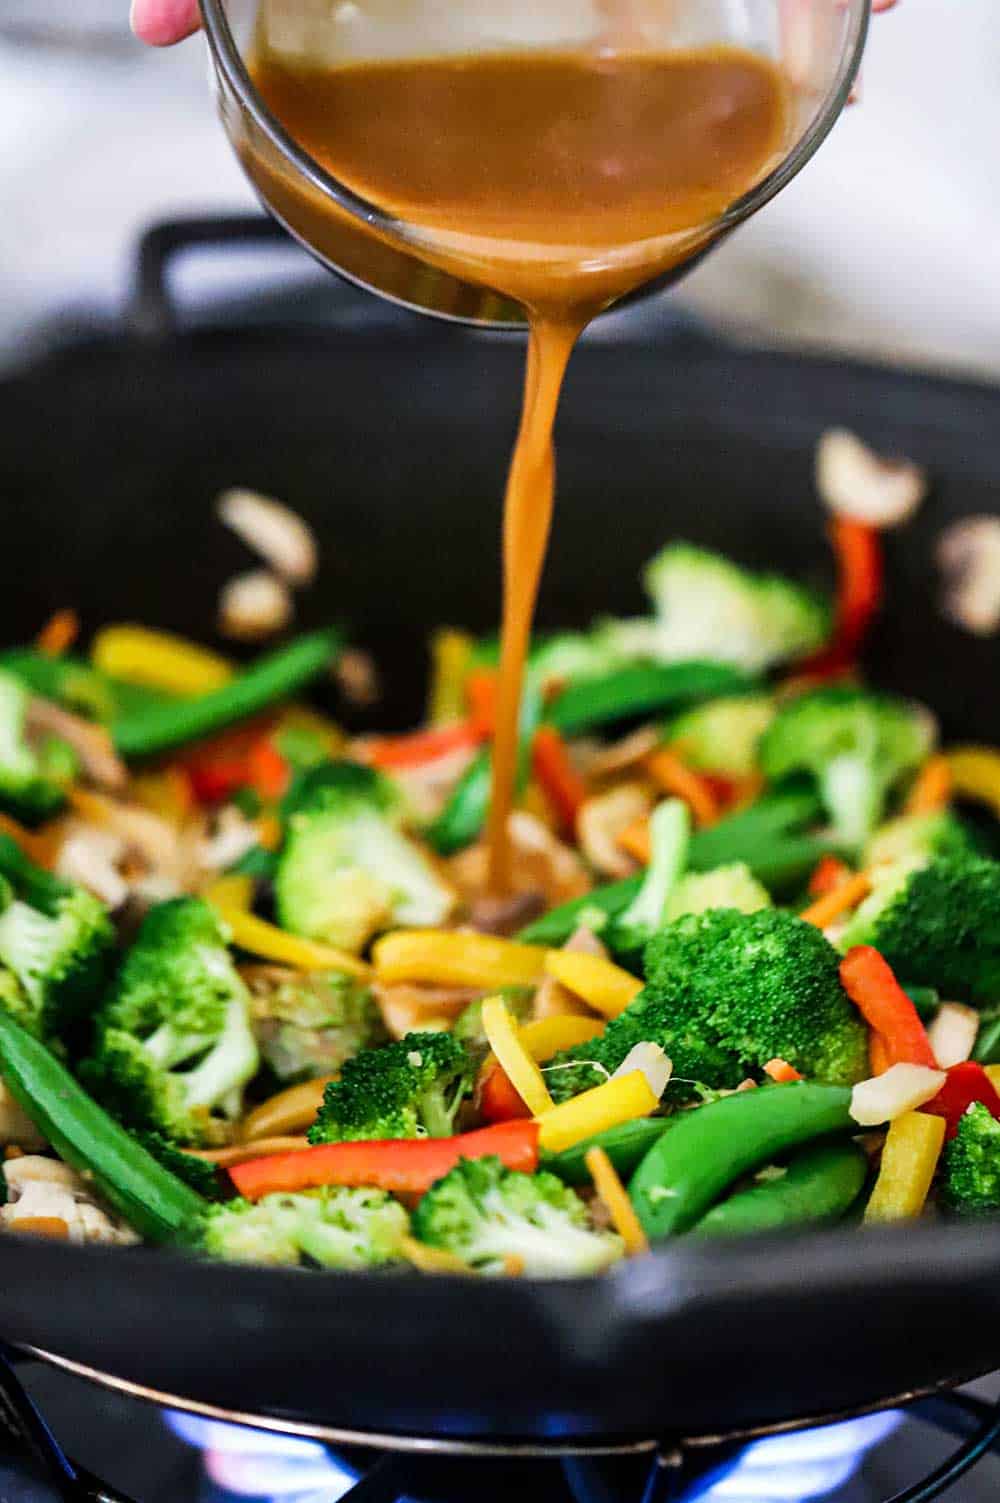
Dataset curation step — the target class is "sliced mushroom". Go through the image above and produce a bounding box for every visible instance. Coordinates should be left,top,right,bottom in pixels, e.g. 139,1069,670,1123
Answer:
217,488,318,586
937,516,1000,637
373,983,479,1040
532,925,608,1020
26,697,126,792
219,569,294,642
816,428,927,529
448,812,590,911
584,726,660,782
56,826,129,909
468,889,546,937
576,783,652,879
2,1156,138,1245
199,806,261,872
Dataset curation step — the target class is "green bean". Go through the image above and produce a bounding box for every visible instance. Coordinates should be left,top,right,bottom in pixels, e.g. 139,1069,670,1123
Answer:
113,629,342,759
541,1116,672,1186
629,1082,855,1240
0,649,171,725
0,1012,205,1243
689,1141,868,1239
548,662,755,737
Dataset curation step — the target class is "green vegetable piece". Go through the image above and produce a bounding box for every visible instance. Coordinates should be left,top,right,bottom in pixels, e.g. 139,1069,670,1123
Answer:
425,681,541,856
0,649,174,726
629,1082,854,1240
276,761,453,952
411,1154,623,1275
308,1031,474,1142
941,1101,1000,1215
134,1129,224,1199
113,629,341,759
690,1141,868,1239
863,810,977,872
540,1116,672,1187
667,693,776,778
759,686,935,850
195,1186,409,1267
246,968,385,1085
81,898,259,1146
663,862,771,922
0,671,80,826
548,661,755,737
0,1011,205,1242
0,836,115,1042
614,799,690,947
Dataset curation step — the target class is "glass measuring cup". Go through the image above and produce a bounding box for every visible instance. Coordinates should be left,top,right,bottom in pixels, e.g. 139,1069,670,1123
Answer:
199,0,871,325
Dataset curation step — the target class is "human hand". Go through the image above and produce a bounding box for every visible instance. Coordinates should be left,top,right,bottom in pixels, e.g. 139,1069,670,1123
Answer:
132,0,899,47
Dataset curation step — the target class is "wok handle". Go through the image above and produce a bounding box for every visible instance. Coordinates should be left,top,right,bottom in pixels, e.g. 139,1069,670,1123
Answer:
128,213,292,341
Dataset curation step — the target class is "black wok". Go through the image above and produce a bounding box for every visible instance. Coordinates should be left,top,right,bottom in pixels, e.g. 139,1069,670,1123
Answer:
0,219,997,1448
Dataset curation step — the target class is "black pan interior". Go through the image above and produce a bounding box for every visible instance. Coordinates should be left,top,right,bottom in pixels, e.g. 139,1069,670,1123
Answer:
0,321,997,1441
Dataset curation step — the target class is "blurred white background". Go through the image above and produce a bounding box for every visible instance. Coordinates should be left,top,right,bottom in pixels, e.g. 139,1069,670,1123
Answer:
0,0,994,373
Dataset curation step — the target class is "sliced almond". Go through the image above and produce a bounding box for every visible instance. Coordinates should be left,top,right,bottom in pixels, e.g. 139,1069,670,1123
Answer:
576,783,652,879
937,516,1000,637
217,488,318,585
219,570,293,642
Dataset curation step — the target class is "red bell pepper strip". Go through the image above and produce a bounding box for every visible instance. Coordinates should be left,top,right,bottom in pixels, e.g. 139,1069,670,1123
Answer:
532,726,588,834
184,721,288,805
803,519,883,676
366,720,485,771
478,1061,532,1123
920,1062,1000,1140
228,1119,539,1201
465,670,499,736
808,854,853,898
840,946,938,1070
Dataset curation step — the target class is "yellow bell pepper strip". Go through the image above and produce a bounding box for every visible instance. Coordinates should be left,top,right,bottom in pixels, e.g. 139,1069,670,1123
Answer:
986,1066,1000,1098
864,1110,946,1223
211,901,371,980
544,952,643,1020
372,930,549,989
400,1234,473,1275
481,996,553,1115
945,746,1000,819
584,1145,649,1256
241,1076,335,1142
92,625,233,696
428,629,475,725
203,873,255,914
518,1016,605,1061
535,1072,658,1156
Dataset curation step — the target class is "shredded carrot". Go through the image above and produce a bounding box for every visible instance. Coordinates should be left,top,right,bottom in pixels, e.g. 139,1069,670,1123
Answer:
905,755,953,815
763,1058,803,1083
10,1217,70,1239
400,1235,472,1275
808,855,853,898
585,1146,649,1256
645,748,720,827
465,669,499,735
532,726,587,834
35,609,79,657
367,720,484,770
617,814,652,865
799,872,872,929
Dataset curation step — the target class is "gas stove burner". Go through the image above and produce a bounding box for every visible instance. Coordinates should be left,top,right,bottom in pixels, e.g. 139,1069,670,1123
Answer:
1,1348,999,1503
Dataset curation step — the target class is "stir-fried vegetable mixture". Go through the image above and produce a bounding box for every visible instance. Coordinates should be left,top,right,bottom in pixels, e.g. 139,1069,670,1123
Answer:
1,441,999,1275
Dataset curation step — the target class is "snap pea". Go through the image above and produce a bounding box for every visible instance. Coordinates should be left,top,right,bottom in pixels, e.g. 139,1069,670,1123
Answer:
0,649,172,725
541,1116,672,1187
519,788,825,946
629,1082,855,1240
0,1012,205,1243
547,662,755,737
426,681,542,856
113,629,342,759
974,1017,1000,1065
689,1141,868,1240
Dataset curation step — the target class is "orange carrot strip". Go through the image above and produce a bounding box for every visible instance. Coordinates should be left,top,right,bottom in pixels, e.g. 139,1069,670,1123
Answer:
808,855,853,898
617,815,652,865
465,670,499,735
367,720,484,770
35,609,79,657
532,726,587,834
763,1058,803,1083
800,872,872,929
905,755,953,815
646,748,720,828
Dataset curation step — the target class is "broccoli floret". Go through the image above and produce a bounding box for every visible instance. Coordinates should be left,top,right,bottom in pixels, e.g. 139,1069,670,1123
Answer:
0,672,79,826
412,1156,624,1275
196,1186,409,1267
276,761,454,953
81,898,259,1146
245,968,386,1084
841,854,1000,1006
135,1129,224,1199
309,1031,473,1143
942,1103,1000,1215
759,687,935,850
0,836,114,1041
609,544,830,673
863,810,976,872
548,908,868,1102
668,694,776,777
664,863,772,922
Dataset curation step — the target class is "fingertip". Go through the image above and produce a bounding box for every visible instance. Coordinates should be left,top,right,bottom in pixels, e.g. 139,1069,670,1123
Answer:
131,0,201,45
